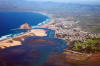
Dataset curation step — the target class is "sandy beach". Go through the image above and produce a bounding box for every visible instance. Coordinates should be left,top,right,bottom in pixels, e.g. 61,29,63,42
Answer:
0,29,47,49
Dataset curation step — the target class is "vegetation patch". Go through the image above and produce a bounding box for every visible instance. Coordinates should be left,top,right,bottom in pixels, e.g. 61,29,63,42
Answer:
72,39,100,53
91,27,100,33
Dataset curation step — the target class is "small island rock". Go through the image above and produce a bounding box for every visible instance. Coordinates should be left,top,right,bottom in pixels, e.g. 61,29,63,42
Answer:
20,23,31,29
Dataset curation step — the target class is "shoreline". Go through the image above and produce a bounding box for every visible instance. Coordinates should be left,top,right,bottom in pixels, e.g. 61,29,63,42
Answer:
0,29,47,49
32,11,55,28
0,12,50,41
0,11,100,48
0,11,100,65
0,11,99,48
0,12,54,49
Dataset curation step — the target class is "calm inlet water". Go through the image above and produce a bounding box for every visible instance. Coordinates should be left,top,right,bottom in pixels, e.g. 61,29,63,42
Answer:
0,12,50,40
0,29,67,66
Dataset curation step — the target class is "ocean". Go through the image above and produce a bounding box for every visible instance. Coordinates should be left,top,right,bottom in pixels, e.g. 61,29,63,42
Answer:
0,12,50,40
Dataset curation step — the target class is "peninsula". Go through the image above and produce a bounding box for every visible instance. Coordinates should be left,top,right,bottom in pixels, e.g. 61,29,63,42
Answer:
0,28,47,49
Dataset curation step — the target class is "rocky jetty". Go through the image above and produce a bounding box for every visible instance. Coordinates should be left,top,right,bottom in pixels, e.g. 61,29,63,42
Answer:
20,23,31,29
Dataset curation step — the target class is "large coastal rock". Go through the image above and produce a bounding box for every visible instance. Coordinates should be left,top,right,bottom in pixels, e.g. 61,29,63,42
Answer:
20,23,31,29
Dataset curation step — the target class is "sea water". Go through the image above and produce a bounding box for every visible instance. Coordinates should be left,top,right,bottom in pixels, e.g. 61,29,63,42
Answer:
0,12,50,40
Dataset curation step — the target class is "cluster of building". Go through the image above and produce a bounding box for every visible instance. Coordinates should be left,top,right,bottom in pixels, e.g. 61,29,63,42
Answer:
47,18,100,43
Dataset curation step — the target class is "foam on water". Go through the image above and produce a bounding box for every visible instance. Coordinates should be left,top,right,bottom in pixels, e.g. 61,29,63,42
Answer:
32,17,50,27
0,32,25,41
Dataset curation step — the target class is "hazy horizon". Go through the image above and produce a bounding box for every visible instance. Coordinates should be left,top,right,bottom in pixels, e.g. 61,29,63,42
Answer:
0,0,100,5
27,0,100,4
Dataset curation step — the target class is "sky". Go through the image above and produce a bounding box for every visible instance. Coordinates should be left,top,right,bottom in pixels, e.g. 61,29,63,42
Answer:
27,0,100,4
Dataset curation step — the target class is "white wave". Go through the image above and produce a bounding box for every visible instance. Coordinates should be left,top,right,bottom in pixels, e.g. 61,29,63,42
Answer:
0,34,12,40
38,18,50,26
32,18,51,27
0,32,25,41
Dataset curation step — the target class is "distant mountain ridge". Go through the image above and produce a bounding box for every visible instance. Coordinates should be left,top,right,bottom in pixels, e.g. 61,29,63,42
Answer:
0,1,100,16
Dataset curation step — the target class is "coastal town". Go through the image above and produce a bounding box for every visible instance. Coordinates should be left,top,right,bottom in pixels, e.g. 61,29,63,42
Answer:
40,13,100,44
39,12,100,65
